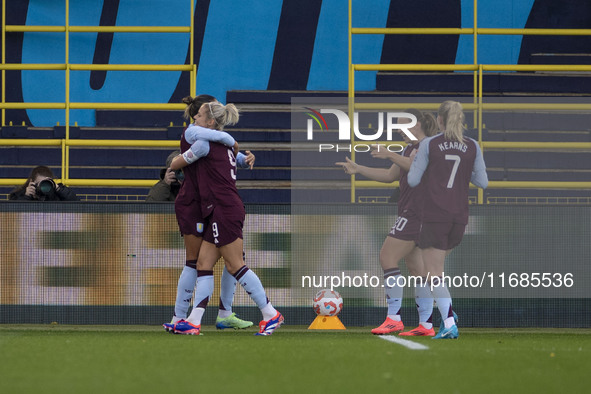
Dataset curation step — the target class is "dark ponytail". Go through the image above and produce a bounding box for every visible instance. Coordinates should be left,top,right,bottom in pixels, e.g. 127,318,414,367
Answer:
182,94,217,121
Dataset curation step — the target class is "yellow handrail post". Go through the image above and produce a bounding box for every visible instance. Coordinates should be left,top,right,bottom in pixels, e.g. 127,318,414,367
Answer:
61,138,66,181
478,63,484,204
189,0,194,68
473,0,478,129
190,0,195,97
191,64,196,98
478,65,483,146
473,0,478,64
64,0,70,182
2,0,5,126
348,0,352,102
348,0,355,203
350,63,356,204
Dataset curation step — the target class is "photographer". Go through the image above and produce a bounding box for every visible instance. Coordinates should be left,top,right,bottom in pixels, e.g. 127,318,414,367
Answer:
146,151,183,202
9,166,79,201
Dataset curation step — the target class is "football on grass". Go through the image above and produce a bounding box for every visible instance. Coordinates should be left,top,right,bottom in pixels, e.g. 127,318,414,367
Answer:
313,289,343,316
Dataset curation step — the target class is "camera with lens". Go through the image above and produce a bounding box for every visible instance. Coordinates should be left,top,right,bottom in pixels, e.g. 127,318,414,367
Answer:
174,169,185,184
35,178,57,196
160,168,184,186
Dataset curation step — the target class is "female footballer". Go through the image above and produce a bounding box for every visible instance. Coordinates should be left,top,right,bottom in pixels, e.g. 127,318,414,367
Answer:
336,109,439,336
168,101,283,336
163,95,255,332
407,101,488,339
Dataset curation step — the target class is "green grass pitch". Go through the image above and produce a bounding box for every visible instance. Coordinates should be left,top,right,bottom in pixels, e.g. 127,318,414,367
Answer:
1,325,589,393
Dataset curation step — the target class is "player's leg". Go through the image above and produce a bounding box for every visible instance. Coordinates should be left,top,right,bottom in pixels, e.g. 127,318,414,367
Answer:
216,262,254,329
399,247,435,336
218,265,236,318
438,248,458,331
175,234,201,320
422,246,458,339
371,236,415,334
434,228,463,332
208,212,251,328
165,202,206,331
221,238,283,336
173,241,220,335
163,234,202,332
418,222,459,339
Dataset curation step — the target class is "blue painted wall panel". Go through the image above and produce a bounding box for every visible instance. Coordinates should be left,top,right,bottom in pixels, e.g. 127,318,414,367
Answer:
456,0,535,65
195,0,282,102
307,0,390,91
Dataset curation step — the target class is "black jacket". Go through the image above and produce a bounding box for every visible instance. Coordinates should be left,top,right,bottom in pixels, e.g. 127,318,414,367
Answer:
9,183,79,201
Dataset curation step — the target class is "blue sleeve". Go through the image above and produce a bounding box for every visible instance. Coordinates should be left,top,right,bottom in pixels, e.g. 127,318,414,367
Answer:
470,142,489,189
407,138,431,187
184,125,236,147
236,152,249,169
189,140,210,160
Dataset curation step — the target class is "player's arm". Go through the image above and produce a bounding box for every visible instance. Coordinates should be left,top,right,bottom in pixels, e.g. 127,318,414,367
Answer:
170,140,210,170
470,143,489,189
407,139,430,187
236,150,255,170
335,157,400,182
370,144,413,172
184,124,236,147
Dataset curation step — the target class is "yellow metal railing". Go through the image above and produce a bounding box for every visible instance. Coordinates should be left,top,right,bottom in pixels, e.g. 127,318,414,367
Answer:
1,0,195,187
0,139,180,187
348,0,591,203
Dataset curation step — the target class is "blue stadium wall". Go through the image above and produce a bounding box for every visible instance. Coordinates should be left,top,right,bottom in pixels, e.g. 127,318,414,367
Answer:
2,0,590,127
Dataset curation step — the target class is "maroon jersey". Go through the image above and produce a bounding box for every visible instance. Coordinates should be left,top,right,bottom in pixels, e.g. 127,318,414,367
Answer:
175,127,200,206
197,142,244,218
408,134,481,224
397,143,424,217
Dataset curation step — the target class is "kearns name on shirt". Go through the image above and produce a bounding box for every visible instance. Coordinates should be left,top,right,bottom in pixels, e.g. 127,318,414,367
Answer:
438,140,467,153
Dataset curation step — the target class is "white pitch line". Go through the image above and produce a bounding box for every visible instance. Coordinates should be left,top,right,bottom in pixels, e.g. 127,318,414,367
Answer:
378,335,429,350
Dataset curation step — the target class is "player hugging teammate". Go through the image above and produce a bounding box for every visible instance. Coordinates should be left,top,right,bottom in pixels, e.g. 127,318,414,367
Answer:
164,98,283,336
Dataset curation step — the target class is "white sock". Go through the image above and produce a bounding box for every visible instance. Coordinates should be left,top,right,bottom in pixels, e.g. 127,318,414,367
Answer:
261,303,278,321
171,316,183,324
218,266,237,318
186,270,214,326
173,264,197,319
186,307,205,326
443,316,456,329
430,276,454,329
415,276,434,329
384,268,403,320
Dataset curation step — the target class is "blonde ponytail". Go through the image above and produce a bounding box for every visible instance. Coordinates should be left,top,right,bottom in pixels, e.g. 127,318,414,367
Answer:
438,100,465,142
207,102,239,129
